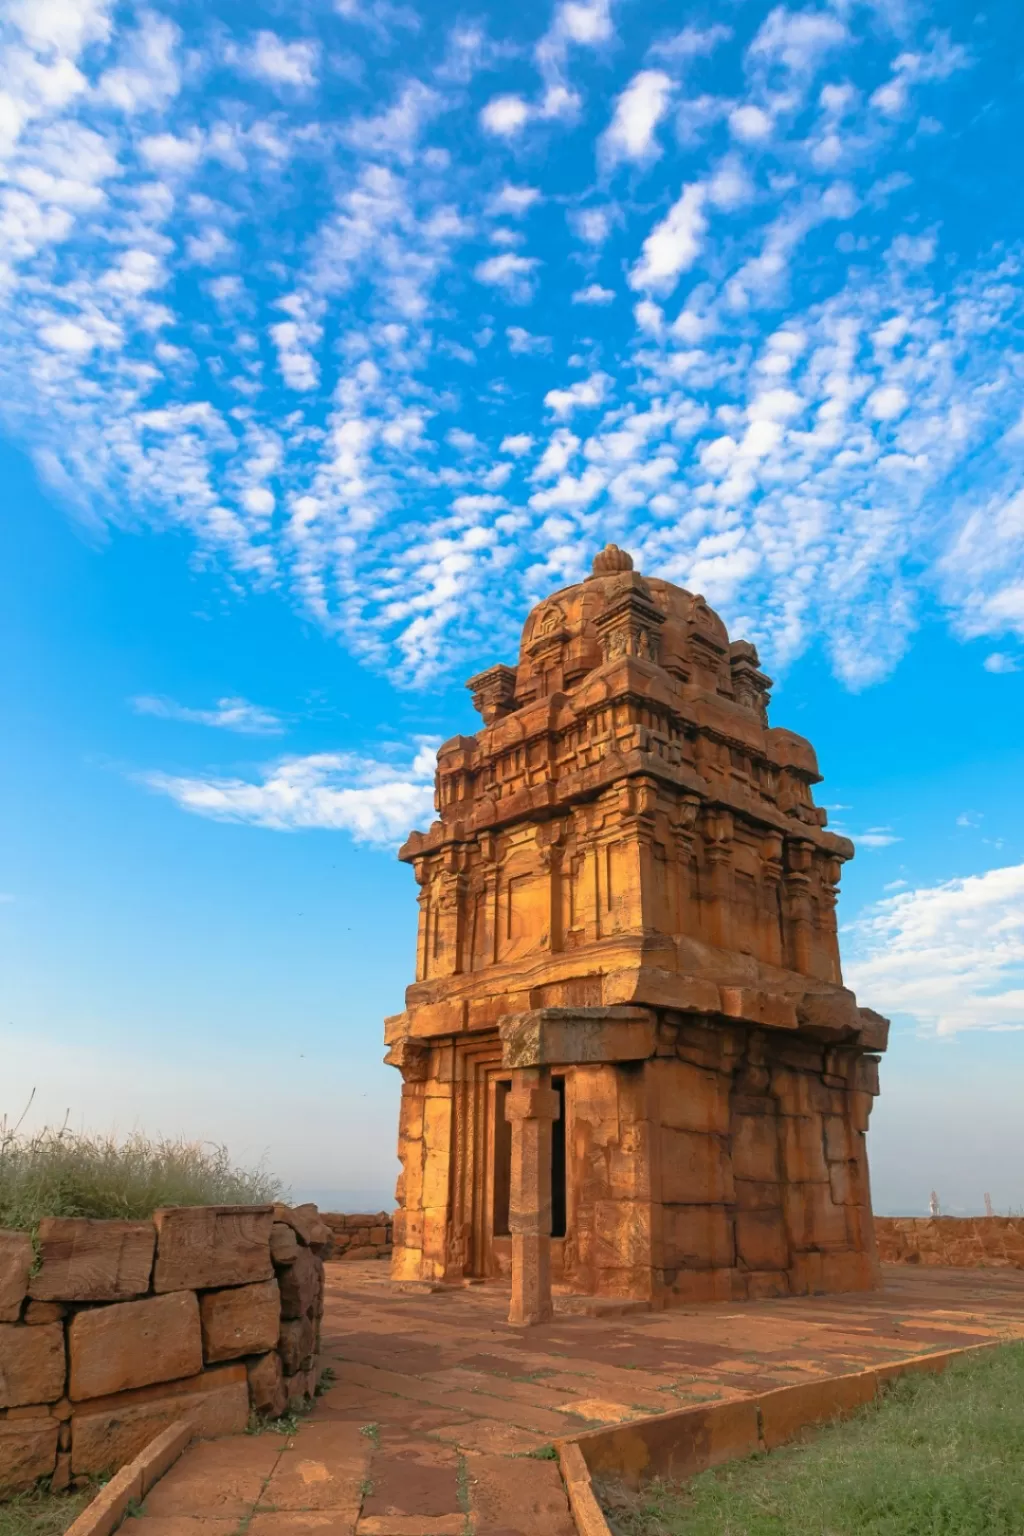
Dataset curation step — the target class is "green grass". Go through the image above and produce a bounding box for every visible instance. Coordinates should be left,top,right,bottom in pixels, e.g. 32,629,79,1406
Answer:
598,1342,1024,1536
0,1482,100,1536
0,1110,283,1230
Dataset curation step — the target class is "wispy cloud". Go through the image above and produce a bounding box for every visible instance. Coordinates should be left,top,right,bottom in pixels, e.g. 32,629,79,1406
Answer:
847,863,1024,1035
142,741,438,845
131,696,285,736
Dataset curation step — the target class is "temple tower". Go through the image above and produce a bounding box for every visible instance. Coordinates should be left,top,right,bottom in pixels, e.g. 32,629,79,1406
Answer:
385,546,887,1320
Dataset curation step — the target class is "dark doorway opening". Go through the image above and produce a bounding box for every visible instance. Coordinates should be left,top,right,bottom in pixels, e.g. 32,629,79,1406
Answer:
551,1075,567,1238
493,1080,512,1237
492,1076,567,1239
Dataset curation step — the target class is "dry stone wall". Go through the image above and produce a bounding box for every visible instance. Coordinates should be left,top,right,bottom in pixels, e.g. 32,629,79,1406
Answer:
320,1212,392,1261
0,1202,331,1498
876,1217,1024,1269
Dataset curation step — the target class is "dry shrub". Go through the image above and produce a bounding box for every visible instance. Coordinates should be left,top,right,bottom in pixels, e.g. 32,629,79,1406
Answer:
0,1109,284,1231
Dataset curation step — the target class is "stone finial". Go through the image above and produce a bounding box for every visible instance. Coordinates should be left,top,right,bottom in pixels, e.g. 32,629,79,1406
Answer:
590,543,634,577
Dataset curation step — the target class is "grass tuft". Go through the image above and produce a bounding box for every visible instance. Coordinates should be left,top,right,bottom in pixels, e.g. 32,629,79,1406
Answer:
0,1482,102,1536
0,1109,283,1231
598,1342,1024,1536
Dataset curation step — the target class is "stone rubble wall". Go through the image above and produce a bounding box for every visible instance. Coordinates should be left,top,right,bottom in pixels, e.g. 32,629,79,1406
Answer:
320,1212,392,1261
875,1216,1024,1269
0,1202,331,1499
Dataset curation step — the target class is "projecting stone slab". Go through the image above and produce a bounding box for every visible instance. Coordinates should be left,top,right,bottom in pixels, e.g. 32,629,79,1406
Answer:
70,1363,249,1474
0,1321,65,1407
152,1206,274,1293
499,1007,657,1068
29,1217,155,1302
0,1417,59,1495
69,1290,202,1401
200,1279,280,1363
0,1231,32,1324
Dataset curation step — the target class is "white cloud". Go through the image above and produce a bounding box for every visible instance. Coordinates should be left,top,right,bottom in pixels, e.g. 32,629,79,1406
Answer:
480,94,530,136
648,24,732,63
474,252,540,302
506,326,550,355
544,371,610,417
628,183,707,294
143,744,438,845
846,862,1024,1035
236,31,319,90
728,104,773,143
984,653,1019,674
132,695,285,735
487,184,541,217
39,320,94,355
500,433,534,456
599,70,673,168
569,207,613,245
139,132,203,171
866,384,908,421
746,8,848,76
856,827,902,849
572,283,615,305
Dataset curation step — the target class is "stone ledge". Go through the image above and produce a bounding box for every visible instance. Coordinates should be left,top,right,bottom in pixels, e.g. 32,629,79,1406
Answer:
64,1418,192,1536
555,1340,1006,1535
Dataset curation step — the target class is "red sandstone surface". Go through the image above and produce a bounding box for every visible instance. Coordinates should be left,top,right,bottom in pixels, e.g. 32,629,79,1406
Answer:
120,1259,1024,1534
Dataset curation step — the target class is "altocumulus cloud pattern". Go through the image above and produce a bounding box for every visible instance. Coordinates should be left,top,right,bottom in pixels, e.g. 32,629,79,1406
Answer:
2,0,1023,688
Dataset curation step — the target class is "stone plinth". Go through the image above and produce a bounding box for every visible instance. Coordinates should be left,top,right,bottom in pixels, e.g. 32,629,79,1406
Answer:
385,545,889,1319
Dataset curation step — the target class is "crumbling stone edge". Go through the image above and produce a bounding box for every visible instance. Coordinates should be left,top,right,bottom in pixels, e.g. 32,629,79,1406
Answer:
554,1339,1006,1536
64,1419,192,1536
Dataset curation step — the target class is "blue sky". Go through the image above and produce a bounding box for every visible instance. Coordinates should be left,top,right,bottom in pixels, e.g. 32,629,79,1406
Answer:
1,0,1022,1215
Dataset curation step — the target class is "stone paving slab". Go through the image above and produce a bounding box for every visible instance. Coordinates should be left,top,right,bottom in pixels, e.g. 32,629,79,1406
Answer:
132,1262,1024,1535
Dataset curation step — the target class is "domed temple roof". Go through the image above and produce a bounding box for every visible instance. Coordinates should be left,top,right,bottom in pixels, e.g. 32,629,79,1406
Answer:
467,543,775,738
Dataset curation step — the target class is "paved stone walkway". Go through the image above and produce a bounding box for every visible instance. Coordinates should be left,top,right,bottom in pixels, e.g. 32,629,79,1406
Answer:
127,1263,1024,1534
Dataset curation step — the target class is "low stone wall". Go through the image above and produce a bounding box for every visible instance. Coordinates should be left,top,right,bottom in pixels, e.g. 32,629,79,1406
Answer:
876,1217,1024,1269
0,1202,331,1497
321,1211,392,1261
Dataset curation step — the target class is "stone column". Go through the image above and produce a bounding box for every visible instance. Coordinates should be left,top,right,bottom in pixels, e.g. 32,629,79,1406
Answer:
505,1068,560,1326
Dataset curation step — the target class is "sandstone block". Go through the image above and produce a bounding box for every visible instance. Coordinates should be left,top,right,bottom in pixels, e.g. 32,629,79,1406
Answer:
780,1115,828,1183
0,1417,59,1495
282,1369,315,1412
0,1322,65,1407
662,1206,734,1271
51,1449,71,1492
734,1178,782,1210
29,1218,154,1302
200,1279,280,1363
24,1301,67,1325
278,1247,321,1320
660,1128,733,1205
657,1059,730,1135
278,1314,315,1375
70,1363,248,1475
247,1350,286,1419
69,1290,202,1401
823,1114,851,1164
784,1183,848,1252
731,1113,781,1182
269,1222,300,1266
593,1201,652,1270
152,1206,273,1293
736,1209,790,1272
272,1203,319,1245
0,1230,32,1323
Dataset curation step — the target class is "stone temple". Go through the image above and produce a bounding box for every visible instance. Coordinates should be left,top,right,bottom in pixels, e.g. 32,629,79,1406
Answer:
385,545,888,1323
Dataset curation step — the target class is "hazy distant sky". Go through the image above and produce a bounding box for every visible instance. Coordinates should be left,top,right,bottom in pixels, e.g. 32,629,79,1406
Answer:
1,0,1022,1215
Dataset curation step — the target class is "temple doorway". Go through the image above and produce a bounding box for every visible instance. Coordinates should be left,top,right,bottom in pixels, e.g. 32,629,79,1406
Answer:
486,1073,566,1276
